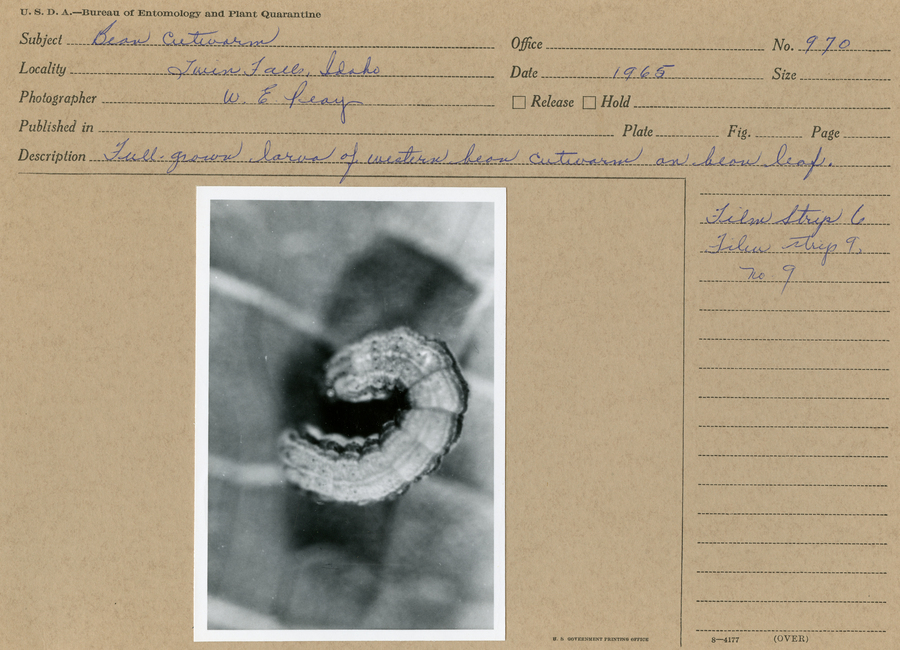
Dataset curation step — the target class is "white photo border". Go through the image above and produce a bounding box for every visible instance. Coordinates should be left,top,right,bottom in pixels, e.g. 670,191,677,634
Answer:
194,186,506,641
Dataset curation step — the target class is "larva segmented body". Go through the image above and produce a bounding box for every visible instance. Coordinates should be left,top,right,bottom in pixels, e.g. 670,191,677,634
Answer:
278,327,468,505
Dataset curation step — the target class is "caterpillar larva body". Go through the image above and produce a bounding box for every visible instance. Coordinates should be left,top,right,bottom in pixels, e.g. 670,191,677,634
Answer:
278,327,468,505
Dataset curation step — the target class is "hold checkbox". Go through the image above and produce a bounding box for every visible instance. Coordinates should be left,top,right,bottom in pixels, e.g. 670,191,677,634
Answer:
583,96,596,110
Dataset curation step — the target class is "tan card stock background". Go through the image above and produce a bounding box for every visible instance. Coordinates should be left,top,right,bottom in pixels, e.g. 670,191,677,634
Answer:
2,1,896,648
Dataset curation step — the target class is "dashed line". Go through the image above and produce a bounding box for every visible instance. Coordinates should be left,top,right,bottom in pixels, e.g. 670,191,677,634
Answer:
96,130,606,136
699,512,887,516
802,48,891,52
636,105,890,110
546,47,765,51
699,279,889,283
699,454,888,458
697,483,887,488
800,78,891,81
699,192,889,196
697,630,886,633
698,542,887,545
698,222,890,225
699,251,889,254
698,425,888,429
699,367,889,370
698,600,886,603
102,101,494,107
699,309,889,312
698,570,886,573
360,103,493,107
699,484,887,487
699,396,889,400
543,76,763,80
699,338,889,341
73,72,494,78
68,44,495,49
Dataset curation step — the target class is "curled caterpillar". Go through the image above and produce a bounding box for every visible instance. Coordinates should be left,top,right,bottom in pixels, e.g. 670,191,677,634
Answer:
278,327,468,505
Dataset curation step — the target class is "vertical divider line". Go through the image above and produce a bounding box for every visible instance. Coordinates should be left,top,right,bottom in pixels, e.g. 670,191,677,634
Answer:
681,177,687,646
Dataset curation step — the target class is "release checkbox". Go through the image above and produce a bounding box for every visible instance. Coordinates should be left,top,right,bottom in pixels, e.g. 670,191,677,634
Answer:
512,95,526,109
583,96,596,109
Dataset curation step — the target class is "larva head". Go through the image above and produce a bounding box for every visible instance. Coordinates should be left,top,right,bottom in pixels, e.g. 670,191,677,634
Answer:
324,328,418,402
327,371,397,403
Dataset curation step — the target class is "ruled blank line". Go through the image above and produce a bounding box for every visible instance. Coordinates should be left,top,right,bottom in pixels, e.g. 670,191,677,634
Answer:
73,72,495,78
700,309,889,313
364,103,494,107
635,105,890,110
699,542,887,545
699,454,888,458
699,484,887,487
698,570,886,573
698,600,886,603
68,44,495,49
699,396,888,400
800,78,891,81
543,76,764,80
699,338,889,341
698,630,886,634
699,192,890,196
698,278,890,284
545,47,765,51
700,252,889,255
95,130,608,137
699,367,889,371
708,420,884,428
698,222,891,226
102,101,495,108
699,512,887,516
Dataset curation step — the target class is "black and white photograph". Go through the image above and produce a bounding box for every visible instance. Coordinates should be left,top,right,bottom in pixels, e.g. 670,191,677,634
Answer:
194,186,505,641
